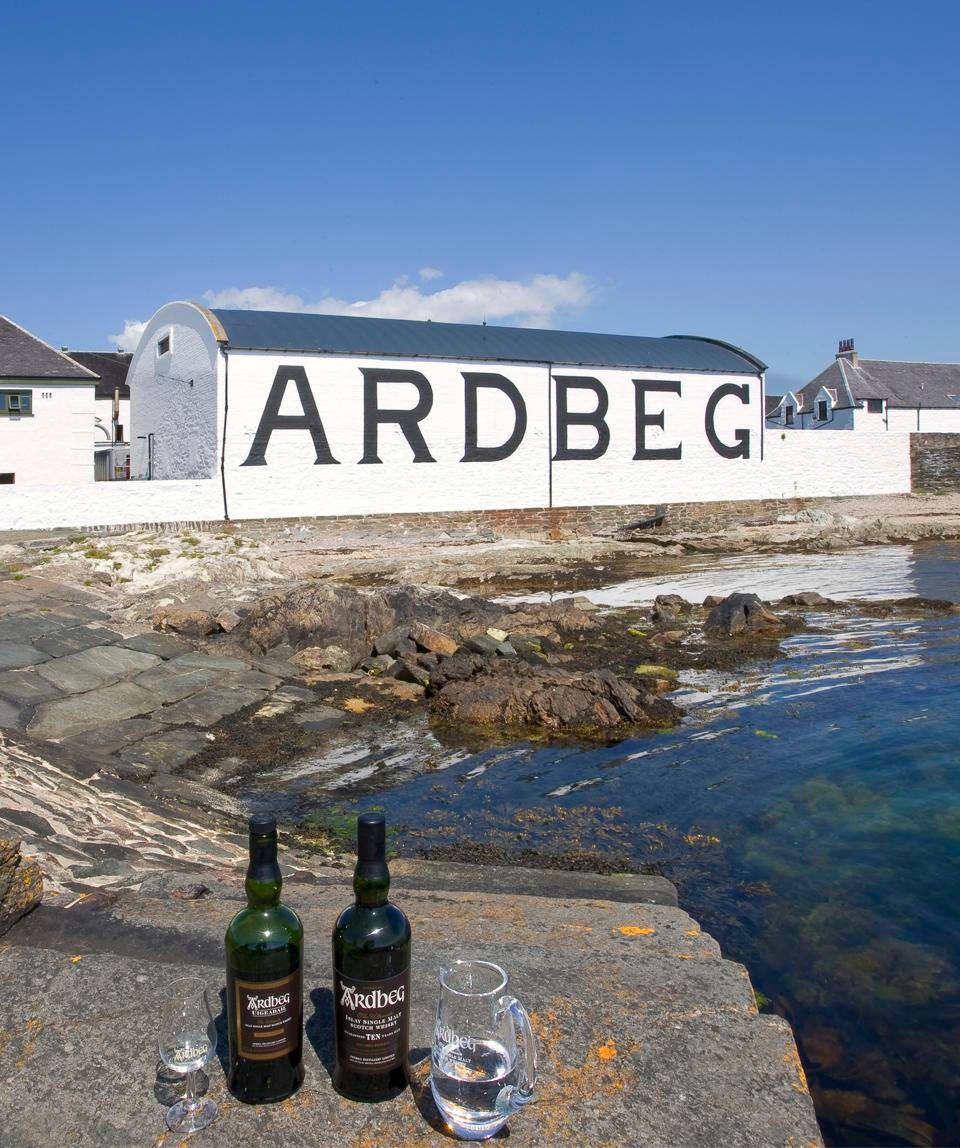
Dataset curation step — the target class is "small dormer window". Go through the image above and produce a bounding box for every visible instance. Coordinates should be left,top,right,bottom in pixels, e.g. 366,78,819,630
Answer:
866,398,883,413
157,334,171,357
785,405,794,425
818,400,828,421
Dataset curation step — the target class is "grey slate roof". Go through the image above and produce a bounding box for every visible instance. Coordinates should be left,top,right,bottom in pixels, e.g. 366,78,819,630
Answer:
798,357,960,412
765,394,783,416
209,309,766,376
0,315,98,381
65,351,132,399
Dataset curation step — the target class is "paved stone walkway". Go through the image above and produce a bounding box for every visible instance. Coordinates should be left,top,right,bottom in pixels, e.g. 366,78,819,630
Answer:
0,575,314,888
0,864,824,1147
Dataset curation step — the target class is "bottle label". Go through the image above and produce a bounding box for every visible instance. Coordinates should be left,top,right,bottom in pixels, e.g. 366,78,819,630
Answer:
334,967,410,1074
235,972,301,1061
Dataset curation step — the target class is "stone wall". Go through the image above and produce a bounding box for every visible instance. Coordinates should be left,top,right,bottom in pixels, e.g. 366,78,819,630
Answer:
911,434,960,493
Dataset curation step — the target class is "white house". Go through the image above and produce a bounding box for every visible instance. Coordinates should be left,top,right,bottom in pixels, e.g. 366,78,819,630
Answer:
0,315,98,486
127,301,773,518
770,338,960,431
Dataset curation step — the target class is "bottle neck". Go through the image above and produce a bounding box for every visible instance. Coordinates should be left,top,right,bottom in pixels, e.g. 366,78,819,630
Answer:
354,858,390,907
246,832,282,908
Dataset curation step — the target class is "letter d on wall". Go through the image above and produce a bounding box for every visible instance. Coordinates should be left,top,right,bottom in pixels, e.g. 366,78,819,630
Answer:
461,373,528,462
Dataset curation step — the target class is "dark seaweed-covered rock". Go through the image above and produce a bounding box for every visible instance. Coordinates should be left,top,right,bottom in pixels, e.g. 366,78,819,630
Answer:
705,593,787,637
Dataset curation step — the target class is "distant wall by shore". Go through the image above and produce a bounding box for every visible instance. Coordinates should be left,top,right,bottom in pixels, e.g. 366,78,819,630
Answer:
0,432,912,533
912,434,960,493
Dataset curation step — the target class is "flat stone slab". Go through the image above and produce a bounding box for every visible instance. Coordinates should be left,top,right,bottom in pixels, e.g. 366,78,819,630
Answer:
0,697,27,730
166,652,252,673
133,664,221,704
0,613,67,642
35,647,161,694
119,728,212,769
0,669,63,703
0,876,824,1147
0,642,49,671
153,686,267,727
32,625,123,657
61,719,164,754
117,632,195,659
28,681,159,740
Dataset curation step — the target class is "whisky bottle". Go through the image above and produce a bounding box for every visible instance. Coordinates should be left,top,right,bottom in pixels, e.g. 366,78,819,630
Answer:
225,813,305,1103
332,812,411,1101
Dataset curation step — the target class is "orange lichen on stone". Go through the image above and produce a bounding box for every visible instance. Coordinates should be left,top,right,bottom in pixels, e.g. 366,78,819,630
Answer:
617,926,656,936
596,1040,618,1061
685,929,701,937
784,1046,810,1092
342,697,374,714
671,953,695,960
69,955,83,963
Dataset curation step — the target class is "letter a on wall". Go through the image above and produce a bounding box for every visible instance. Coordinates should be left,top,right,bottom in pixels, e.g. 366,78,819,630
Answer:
241,366,339,466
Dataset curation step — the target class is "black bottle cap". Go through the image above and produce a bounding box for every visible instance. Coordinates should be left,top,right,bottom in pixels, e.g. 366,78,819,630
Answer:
249,812,277,836
357,812,386,861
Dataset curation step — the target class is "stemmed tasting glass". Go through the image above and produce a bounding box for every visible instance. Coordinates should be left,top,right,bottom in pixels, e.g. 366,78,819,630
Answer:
157,976,219,1134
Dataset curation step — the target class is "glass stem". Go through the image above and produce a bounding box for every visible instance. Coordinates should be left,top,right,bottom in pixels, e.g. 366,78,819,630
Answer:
183,1070,198,1111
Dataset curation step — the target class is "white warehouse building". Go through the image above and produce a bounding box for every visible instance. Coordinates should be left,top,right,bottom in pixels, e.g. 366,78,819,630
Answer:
127,301,774,521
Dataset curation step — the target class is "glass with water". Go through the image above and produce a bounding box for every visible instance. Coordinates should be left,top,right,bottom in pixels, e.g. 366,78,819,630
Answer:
431,960,537,1140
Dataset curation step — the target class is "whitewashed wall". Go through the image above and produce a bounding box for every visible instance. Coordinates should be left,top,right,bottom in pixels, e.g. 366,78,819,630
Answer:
884,407,960,433
0,381,95,486
128,303,220,479
0,479,223,532
225,352,550,518
550,367,761,506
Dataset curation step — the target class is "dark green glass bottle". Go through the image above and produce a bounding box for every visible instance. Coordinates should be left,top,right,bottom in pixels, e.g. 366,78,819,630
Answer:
225,814,304,1103
332,812,411,1101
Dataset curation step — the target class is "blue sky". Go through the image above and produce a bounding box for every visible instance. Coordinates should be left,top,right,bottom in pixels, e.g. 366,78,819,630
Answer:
2,0,958,391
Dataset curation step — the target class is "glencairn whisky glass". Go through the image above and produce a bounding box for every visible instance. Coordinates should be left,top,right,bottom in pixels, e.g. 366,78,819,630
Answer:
157,976,218,1133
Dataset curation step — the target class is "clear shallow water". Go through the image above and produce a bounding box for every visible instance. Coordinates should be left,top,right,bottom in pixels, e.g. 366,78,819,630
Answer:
501,542,960,607
243,542,960,1146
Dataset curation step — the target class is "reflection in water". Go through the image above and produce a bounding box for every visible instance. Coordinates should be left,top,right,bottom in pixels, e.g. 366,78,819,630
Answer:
239,543,960,1146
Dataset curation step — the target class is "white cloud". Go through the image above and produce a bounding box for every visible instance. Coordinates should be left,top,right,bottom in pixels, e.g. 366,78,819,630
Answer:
418,266,443,281
109,319,147,351
202,271,593,329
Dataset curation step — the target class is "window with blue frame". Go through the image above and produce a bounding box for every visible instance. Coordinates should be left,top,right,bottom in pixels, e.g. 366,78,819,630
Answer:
0,390,33,415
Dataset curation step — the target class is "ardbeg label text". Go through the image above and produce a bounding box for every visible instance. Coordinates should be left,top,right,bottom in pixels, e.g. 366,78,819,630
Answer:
235,973,301,1060
334,969,410,1074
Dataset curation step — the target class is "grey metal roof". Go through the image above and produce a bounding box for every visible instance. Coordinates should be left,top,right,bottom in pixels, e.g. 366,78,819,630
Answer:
65,351,132,399
209,309,766,375
0,315,98,380
798,356,960,411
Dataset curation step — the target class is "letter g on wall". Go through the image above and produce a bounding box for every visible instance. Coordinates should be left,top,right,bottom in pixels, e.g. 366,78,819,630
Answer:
705,383,751,459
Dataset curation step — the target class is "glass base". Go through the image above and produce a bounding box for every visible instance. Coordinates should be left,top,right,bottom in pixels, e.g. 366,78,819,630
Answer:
431,1080,507,1140
165,1096,218,1134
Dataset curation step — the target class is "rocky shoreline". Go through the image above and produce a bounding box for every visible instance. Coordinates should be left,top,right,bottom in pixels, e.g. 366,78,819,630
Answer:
0,548,957,922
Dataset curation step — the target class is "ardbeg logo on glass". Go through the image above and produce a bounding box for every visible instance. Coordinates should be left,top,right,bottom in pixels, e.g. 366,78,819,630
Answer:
332,812,412,1101
225,814,305,1103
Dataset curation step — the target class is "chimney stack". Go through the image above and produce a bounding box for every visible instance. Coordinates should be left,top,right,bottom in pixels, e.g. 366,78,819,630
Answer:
836,337,859,367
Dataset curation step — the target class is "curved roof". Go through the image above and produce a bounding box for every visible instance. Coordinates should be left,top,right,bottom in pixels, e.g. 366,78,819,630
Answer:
208,309,765,376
